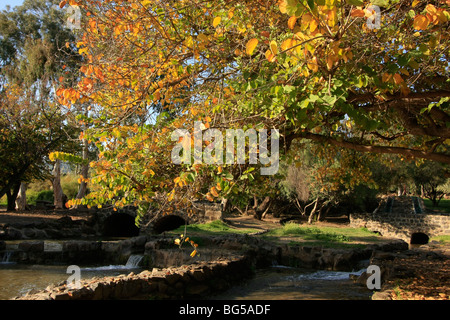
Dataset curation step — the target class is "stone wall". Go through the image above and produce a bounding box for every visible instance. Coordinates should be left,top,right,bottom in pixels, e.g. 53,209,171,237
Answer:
15,256,254,300
349,211,450,242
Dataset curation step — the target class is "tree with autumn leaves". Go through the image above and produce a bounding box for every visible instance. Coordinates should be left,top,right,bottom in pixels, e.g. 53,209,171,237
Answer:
53,0,449,224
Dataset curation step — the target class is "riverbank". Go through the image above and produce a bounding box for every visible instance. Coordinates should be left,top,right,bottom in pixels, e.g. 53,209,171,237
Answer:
2,212,449,300
371,241,450,300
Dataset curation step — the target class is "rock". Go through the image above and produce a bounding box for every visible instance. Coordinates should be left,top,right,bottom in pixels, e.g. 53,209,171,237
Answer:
57,216,73,225
186,284,210,296
18,241,44,252
6,227,23,240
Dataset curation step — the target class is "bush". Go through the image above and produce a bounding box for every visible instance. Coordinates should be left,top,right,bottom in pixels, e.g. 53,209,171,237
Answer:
61,174,80,199
28,190,54,204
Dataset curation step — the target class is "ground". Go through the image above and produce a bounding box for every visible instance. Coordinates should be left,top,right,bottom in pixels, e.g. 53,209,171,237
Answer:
0,208,90,224
1,207,449,300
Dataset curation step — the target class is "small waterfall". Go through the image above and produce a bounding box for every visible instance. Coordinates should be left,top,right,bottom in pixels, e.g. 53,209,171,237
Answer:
1,251,14,264
125,254,143,268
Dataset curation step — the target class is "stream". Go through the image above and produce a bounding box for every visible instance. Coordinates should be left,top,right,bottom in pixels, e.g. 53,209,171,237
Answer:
212,266,372,300
0,256,144,300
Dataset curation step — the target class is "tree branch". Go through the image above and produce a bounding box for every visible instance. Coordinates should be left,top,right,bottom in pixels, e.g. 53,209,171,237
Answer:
289,131,450,164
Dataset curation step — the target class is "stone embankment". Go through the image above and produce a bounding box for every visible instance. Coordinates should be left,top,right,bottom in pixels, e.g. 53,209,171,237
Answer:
13,234,409,300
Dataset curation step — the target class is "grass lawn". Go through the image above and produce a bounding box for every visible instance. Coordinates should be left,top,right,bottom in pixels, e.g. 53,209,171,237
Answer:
430,235,450,244
262,222,383,248
169,219,260,236
423,198,450,213
169,220,384,249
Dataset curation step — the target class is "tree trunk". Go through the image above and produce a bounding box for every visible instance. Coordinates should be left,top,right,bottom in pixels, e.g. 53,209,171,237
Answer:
53,160,64,209
6,182,21,211
76,139,89,200
252,196,271,220
15,182,27,210
307,197,319,224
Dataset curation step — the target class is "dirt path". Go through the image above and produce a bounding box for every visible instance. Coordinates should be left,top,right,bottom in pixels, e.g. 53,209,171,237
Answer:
0,209,91,225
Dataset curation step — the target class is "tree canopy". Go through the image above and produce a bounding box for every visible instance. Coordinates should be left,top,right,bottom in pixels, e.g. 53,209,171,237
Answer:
0,0,81,209
53,0,449,219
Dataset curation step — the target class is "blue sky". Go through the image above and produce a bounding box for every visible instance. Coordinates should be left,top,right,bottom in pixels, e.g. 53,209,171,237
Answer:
1,0,25,11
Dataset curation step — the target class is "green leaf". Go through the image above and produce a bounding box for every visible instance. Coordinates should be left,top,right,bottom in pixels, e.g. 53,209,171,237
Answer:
300,99,310,109
345,0,364,6
372,0,389,7
322,95,337,106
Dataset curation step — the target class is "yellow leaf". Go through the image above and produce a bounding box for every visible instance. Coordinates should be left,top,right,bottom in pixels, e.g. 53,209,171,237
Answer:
206,192,214,201
326,55,334,70
413,15,429,30
310,19,318,33
79,47,88,55
213,16,221,28
190,250,197,257
279,0,287,13
270,40,278,55
281,39,293,52
327,9,337,27
246,38,259,55
168,189,175,201
425,4,437,15
307,56,319,72
412,0,420,7
197,33,209,43
174,239,181,245
288,16,297,30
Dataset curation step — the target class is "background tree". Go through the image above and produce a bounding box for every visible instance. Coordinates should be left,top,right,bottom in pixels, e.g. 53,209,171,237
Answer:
0,0,81,210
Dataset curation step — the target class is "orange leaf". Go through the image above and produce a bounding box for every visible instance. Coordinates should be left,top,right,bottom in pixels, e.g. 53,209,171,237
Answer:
59,0,67,8
413,14,429,30
288,16,297,30
393,73,404,85
210,186,219,197
265,50,276,62
351,9,365,17
246,38,259,55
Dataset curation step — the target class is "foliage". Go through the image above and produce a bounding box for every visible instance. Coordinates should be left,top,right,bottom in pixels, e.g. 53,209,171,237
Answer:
0,0,81,210
412,160,447,205
54,0,450,223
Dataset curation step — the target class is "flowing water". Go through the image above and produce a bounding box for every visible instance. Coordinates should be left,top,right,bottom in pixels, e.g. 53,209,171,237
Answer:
0,254,144,300
1,249,371,300
212,266,372,300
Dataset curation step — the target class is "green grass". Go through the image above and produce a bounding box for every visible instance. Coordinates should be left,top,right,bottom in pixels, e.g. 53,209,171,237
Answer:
170,219,259,236
423,198,450,213
168,220,383,248
263,222,383,248
430,235,450,244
